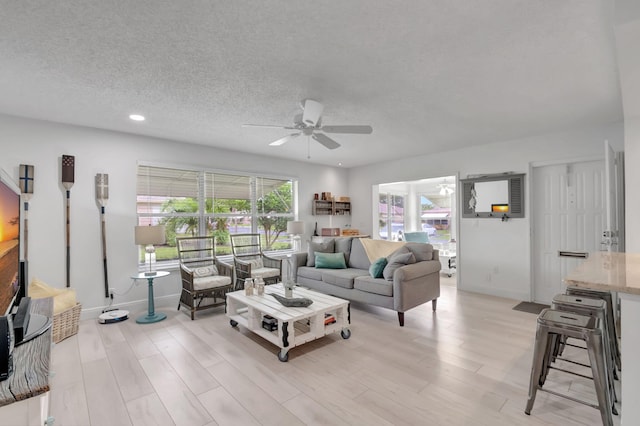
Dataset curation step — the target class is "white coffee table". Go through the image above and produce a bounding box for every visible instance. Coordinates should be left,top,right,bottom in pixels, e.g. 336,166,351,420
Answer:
226,283,351,362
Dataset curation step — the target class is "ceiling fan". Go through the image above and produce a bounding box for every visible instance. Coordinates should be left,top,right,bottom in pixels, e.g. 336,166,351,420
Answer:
242,99,373,150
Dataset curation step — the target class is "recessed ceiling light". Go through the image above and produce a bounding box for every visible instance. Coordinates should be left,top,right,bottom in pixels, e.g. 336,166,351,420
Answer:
338,162,343,166
129,114,145,121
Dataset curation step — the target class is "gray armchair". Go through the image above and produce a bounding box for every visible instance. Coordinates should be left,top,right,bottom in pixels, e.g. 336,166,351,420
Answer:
177,236,234,320
230,233,282,289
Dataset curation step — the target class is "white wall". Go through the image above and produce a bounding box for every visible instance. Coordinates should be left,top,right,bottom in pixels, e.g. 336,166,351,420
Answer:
616,1,640,251
0,114,349,317
348,123,624,301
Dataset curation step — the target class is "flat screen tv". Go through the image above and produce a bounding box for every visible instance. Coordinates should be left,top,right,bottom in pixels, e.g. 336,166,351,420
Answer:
0,171,21,317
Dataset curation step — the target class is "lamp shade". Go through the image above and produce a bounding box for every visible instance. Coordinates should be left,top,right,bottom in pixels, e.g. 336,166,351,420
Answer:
287,220,305,235
135,225,166,245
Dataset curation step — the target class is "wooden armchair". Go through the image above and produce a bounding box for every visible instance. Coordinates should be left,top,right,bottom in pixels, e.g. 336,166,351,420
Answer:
230,233,282,289
177,236,234,320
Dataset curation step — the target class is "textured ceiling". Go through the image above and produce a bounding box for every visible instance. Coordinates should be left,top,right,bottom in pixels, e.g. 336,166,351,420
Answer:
0,1,622,167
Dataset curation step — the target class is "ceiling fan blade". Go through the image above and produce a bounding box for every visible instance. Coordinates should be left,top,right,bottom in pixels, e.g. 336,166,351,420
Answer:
269,133,300,146
312,133,341,150
243,124,297,130
302,99,324,126
320,125,373,134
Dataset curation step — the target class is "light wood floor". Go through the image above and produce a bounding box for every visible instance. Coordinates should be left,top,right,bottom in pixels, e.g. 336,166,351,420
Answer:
48,277,621,425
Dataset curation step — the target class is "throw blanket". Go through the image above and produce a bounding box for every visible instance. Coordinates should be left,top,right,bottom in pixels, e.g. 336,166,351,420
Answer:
360,238,406,262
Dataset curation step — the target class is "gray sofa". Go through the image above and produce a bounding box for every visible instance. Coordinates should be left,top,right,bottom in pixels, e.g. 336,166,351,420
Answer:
291,237,441,326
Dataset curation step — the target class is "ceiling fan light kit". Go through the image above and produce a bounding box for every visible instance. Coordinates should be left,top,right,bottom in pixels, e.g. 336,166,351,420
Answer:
243,99,373,152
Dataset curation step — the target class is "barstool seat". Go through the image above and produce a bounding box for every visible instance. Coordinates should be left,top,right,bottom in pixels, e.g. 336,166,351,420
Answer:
525,308,613,426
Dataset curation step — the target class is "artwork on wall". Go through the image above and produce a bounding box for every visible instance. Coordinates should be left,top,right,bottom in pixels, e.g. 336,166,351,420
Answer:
61,155,75,287
95,173,109,298
19,164,34,261
460,173,525,220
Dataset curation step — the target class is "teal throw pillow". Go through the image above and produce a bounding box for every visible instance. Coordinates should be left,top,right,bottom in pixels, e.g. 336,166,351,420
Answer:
369,257,388,278
315,252,347,269
307,239,335,267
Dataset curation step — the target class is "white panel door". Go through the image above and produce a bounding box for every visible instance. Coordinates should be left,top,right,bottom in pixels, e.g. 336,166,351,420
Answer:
532,160,605,304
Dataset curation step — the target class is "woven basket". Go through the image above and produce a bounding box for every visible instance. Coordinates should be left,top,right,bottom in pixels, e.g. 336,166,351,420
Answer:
52,303,81,343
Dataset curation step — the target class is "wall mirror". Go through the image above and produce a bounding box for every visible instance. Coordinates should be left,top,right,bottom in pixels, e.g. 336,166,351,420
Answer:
460,173,525,218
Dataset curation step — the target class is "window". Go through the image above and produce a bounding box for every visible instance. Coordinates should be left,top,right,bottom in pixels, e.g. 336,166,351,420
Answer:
378,192,405,241
376,176,457,253
137,164,296,267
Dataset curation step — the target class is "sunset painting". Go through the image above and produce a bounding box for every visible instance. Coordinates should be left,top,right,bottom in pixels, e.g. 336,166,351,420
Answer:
0,181,19,243
0,180,19,314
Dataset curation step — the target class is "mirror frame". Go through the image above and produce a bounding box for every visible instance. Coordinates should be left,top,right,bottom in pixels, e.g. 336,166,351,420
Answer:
460,173,525,218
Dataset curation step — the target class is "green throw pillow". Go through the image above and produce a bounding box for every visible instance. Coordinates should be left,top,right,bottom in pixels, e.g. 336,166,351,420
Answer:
369,257,388,278
315,252,347,269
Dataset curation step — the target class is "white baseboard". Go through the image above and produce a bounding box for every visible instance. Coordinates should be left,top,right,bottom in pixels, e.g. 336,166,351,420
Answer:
80,293,180,320
457,284,528,303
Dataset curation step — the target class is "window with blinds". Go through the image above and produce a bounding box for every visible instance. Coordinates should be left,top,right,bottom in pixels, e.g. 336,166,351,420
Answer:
136,164,296,265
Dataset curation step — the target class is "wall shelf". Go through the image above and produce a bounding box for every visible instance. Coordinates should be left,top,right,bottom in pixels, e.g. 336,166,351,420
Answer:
312,200,351,216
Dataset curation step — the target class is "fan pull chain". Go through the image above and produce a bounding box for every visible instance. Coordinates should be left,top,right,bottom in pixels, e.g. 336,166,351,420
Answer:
307,136,311,159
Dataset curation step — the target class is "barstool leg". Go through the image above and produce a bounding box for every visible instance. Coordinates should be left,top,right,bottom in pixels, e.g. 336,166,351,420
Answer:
607,311,621,373
600,320,619,406
586,332,614,426
540,332,557,386
525,325,549,415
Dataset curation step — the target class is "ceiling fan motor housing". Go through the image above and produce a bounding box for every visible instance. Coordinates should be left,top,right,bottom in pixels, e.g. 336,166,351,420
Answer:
302,99,323,126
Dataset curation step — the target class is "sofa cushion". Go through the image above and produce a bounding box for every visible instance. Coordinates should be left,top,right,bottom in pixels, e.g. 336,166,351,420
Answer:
354,276,393,297
297,266,323,281
315,252,347,269
307,239,335,267
403,232,429,243
369,257,388,278
404,242,434,262
348,238,371,270
383,248,416,281
334,237,353,265
193,274,232,291
252,267,281,279
320,268,364,289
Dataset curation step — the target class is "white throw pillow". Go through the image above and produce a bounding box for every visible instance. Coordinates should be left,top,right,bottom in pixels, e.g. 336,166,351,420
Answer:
193,265,218,277
248,258,264,270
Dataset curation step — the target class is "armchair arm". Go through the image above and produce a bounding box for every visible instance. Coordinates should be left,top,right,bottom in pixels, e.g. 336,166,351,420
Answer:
392,260,441,312
179,264,195,292
215,259,234,278
262,254,282,271
289,252,308,281
234,258,252,280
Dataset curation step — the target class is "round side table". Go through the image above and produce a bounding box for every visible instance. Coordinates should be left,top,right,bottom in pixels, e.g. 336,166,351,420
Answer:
131,270,170,323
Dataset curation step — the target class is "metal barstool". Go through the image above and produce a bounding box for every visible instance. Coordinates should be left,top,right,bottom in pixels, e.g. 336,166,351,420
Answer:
525,309,613,426
551,294,618,414
566,286,621,373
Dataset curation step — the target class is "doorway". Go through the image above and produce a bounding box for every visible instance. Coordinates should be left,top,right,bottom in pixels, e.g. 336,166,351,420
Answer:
531,160,605,304
376,175,457,281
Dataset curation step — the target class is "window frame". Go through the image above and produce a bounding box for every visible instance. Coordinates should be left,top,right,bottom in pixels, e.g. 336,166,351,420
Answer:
136,162,298,270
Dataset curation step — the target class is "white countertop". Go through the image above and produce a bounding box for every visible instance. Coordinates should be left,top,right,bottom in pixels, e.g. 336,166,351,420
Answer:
564,252,640,295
